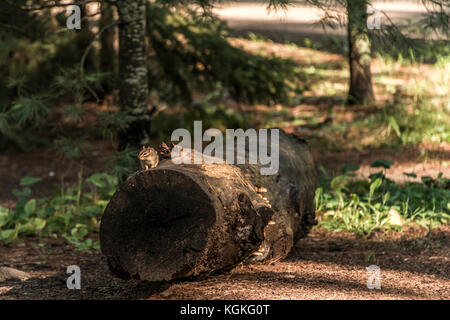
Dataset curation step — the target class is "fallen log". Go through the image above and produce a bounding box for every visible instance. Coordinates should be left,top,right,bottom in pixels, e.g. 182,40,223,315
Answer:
100,129,317,281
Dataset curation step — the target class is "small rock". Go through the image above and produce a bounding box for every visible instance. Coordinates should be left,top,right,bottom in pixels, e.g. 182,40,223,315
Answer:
388,209,405,226
160,289,173,298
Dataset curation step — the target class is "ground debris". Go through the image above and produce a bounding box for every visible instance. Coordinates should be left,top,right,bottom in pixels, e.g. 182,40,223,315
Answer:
0,267,30,282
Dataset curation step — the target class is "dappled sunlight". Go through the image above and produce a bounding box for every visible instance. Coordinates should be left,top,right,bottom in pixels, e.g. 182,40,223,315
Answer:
0,0,448,301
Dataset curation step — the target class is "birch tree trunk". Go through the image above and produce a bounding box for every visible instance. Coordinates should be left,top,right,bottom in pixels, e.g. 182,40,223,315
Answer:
115,0,150,151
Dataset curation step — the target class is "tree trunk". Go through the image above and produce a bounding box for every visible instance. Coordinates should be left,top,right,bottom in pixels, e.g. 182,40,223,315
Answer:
346,0,374,104
77,4,96,72
115,0,150,151
100,130,317,282
100,1,116,92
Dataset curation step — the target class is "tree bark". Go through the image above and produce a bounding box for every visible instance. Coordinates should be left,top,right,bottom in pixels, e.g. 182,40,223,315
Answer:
100,130,317,282
115,0,150,151
346,0,374,104
100,1,116,91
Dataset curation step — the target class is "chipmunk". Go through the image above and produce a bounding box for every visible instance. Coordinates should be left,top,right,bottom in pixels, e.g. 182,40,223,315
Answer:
138,146,159,170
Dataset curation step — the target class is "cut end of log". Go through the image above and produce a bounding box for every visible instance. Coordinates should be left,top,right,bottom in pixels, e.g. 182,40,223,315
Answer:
100,170,216,281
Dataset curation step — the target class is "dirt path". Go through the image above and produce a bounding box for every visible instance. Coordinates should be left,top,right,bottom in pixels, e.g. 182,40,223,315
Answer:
1,226,448,300
214,0,433,44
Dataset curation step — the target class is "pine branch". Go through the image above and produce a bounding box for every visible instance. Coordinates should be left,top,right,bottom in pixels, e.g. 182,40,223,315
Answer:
79,20,119,103
6,0,116,11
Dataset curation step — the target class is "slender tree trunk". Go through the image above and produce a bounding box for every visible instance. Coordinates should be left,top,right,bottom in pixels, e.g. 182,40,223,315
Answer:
346,0,374,104
77,4,96,71
115,0,150,151
100,2,117,90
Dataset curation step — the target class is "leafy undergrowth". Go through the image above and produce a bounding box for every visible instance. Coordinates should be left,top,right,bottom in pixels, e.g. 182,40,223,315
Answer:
1,159,448,250
0,173,117,250
315,159,450,236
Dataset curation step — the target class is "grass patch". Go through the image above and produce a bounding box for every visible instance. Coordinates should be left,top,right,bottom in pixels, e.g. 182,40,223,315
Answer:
315,160,450,236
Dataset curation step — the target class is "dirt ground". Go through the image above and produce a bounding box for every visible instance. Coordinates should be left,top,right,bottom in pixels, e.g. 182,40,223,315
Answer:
0,225,448,300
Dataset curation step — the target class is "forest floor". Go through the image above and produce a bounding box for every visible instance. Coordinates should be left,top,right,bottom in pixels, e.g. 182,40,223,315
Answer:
0,225,448,299
1,125,448,299
1,24,449,299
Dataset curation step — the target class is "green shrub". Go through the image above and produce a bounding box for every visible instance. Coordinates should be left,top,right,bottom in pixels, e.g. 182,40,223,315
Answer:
0,173,117,250
315,161,450,235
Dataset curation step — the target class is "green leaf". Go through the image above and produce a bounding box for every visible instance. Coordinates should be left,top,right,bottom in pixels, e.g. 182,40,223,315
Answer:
12,187,31,198
20,177,42,187
31,218,46,231
383,192,391,205
388,116,401,138
24,199,36,216
0,207,10,228
330,175,350,191
18,222,34,234
0,229,16,240
0,226,18,243
92,241,100,250
341,164,360,174
369,178,383,198
403,172,417,178
46,216,66,233
80,206,101,217
369,171,385,181
44,205,56,216
371,159,394,169
71,224,88,239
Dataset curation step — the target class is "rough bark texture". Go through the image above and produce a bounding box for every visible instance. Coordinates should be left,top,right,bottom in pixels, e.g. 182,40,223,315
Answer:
100,130,317,282
346,0,374,104
116,0,150,151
